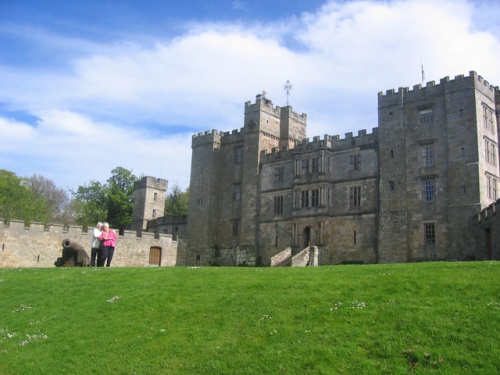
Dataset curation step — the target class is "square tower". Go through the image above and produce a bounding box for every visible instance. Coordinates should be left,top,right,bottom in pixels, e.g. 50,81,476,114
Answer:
131,176,168,231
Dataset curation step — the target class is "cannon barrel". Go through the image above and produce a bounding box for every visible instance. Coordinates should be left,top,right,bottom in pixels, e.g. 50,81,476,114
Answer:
55,239,90,267
62,239,85,252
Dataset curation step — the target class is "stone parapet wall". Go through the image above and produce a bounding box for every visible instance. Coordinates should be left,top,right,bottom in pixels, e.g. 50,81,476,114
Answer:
0,219,179,268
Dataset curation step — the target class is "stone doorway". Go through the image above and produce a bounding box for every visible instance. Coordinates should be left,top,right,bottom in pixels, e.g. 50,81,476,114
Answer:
303,227,311,248
149,246,162,266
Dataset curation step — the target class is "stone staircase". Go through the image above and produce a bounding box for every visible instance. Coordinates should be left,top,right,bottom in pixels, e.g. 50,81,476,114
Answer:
270,246,319,267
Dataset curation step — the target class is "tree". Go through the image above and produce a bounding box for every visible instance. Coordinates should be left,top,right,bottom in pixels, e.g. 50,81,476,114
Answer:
106,167,139,231
70,167,139,231
27,174,72,224
165,184,189,216
0,170,68,225
0,170,30,223
69,180,108,227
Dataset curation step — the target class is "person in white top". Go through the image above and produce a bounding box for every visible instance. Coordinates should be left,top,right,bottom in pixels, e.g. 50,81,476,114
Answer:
90,222,103,267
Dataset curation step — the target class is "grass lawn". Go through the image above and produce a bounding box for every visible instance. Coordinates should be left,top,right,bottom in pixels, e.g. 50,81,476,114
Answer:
0,261,499,374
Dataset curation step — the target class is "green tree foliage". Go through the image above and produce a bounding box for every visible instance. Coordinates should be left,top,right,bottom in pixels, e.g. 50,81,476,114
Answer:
70,167,139,231
69,180,108,227
106,167,138,231
0,169,31,223
0,170,69,225
165,183,189,216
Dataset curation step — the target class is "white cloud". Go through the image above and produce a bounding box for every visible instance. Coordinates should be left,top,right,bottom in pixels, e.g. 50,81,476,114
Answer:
0,112,192,191
1,0,499,193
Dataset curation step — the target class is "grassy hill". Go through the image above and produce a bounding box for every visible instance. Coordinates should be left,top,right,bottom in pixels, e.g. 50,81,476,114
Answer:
0,262,499,374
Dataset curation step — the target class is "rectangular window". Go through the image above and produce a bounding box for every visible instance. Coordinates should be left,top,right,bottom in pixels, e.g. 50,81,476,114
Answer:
350,154,361,171
301,159,310,175
235,147,243,164
422,179,435,202
483,104,495,132
301,190,309,208
311,189,319,207
419,109,433,124
274,196,284,215
311,158,319,173
422,144,434,167
424,223,435,244
349,186,361,207
232,219,240,237
485,139,497,166
487,175,498,200
232,184,241,201
274,166,284,182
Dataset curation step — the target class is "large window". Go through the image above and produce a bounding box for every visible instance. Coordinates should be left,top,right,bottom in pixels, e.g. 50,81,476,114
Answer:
301,159,310,175
311,189,319,207
419,109,433,124
424,223,435,244
349,186,361,207
483,104,495,132
350,154,361,171
485,138,497,166
274,196,284,215
311,158,319,173
422,179,435,202
235,147,243,164
422,144,434,167
487,175,498,200
301,190,309,208
274,166,284,182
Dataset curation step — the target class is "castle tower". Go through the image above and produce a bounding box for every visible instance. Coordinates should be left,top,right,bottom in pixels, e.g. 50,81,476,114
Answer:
187,94,307,264
377,71,499,262
131,176,168,231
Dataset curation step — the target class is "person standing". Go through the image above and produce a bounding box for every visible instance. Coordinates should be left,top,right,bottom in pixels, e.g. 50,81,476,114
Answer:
90,222,103,267
98,222,117,267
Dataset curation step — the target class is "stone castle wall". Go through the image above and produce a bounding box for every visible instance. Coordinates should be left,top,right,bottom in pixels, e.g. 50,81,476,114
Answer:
0,219,180,268
474,199,500,260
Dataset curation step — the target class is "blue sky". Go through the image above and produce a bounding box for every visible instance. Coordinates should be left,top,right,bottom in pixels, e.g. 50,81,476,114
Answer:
1,0,499,192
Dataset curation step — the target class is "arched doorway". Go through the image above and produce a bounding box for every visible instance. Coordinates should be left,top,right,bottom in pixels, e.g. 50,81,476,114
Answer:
149,246,162,266
303,227,311,249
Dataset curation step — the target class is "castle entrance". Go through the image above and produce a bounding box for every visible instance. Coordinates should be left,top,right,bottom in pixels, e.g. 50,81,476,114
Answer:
303,227,311,249
149,246,162,266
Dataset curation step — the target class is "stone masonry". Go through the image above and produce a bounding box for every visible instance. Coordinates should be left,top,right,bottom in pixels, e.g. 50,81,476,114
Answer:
0,219,182,268
186,71,500,266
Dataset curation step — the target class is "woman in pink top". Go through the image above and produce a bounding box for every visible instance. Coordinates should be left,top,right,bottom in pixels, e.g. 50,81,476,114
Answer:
98,222,117,267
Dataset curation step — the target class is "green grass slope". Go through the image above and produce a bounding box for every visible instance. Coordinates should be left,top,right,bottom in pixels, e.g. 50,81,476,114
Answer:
0,262,499,374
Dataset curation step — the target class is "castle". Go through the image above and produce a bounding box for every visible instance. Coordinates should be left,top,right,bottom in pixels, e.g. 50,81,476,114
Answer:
182,71,500,266
1,71,499,268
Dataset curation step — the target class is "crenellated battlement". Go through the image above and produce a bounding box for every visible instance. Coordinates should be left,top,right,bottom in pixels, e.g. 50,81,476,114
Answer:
477,199,500,222
260,128,378,162
378,71,498,106
220,128,246,145
0,218,179,268
134,176,168,191
244,95,306,120
0,219,171,239
192,129,223,147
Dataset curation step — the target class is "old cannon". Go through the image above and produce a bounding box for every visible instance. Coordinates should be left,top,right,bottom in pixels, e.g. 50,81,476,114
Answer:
54,239,90,267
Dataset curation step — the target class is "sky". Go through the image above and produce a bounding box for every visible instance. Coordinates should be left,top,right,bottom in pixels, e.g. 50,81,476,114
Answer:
1,0,500,193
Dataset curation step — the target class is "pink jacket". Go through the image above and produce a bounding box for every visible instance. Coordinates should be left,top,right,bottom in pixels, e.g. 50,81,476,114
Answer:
99,229,117,247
